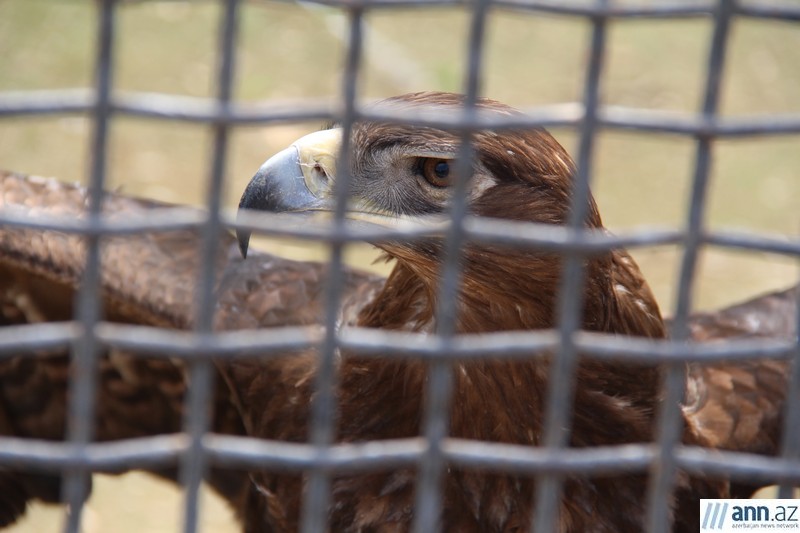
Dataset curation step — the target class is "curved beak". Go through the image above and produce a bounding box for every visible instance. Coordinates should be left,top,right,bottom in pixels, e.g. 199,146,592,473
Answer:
237,129,341,258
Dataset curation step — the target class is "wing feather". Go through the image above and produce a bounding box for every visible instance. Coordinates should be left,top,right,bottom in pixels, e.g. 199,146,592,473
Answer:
683,286,797,455
0,170,381,526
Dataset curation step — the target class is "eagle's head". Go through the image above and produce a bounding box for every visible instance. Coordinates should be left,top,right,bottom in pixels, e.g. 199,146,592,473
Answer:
238,91,663,337
238,92,591,248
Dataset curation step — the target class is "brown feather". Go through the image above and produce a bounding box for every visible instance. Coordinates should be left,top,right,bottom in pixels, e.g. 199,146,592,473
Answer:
682,286,797,498
0,170,379,526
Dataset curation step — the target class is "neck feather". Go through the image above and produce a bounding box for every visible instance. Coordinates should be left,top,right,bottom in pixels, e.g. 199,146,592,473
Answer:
351,243,666,436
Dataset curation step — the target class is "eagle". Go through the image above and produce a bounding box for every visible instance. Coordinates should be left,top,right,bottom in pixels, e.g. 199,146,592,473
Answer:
0,91,795,532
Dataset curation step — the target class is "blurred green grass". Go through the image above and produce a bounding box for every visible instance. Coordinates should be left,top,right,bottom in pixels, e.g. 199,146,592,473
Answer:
0,1,798,531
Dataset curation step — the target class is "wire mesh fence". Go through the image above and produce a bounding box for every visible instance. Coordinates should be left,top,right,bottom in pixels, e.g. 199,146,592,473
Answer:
0,0,798,532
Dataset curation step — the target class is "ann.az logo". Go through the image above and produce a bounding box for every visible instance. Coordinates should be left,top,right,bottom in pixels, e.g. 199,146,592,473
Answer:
701,500,799,530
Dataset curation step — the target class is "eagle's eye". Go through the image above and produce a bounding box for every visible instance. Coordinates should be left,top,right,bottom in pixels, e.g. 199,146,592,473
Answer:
418,158,452,188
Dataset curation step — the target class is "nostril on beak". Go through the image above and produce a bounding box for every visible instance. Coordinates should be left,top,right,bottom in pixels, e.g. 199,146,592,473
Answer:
313,163,328,181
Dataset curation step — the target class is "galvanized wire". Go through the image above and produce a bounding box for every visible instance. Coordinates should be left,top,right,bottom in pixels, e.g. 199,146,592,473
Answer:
0,0,798,532
61,1,116,531
646,1,734,531
411,0,491,529
179,1,242,532
300,6,365,533
532,0,609,530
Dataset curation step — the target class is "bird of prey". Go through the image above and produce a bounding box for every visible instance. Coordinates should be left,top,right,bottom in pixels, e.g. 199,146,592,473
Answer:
0,91,796,532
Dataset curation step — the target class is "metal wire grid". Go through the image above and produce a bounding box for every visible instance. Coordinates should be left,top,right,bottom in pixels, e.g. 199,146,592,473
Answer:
0,0,799,532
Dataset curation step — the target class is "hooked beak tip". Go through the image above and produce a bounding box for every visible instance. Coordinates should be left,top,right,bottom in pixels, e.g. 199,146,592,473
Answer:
236,229,251,259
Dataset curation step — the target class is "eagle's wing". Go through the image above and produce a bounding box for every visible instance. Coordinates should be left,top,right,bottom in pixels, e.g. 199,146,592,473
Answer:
0,170,382,526
682,286,798,457
0,170,251,525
